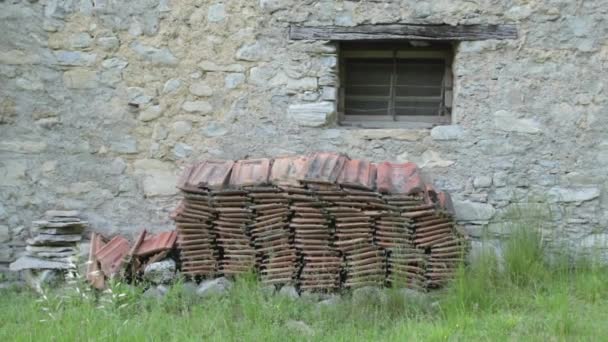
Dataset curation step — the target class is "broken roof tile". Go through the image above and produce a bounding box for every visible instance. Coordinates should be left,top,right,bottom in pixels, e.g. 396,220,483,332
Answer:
187,160,234,189
86,232,106,289
135,231,177,257
177,164,196,189
96,236,130,277
269,155,308,186
300,152,348,184
376,162,425,195
337,159,376,190
229,158,271,187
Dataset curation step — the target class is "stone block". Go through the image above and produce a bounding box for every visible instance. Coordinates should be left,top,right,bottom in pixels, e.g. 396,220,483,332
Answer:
0,141,47,154
54,51,97,66
199,61,244,72
473,176,492,188
173,143,193,159
208,4,226,22
430,125,464,140
351,129,426,141
163,79,182,94
453,200,496,221
493,110,542,134
548,187,600,203
138,105,162,122
288,102,334,127
63,69,98,89
0,160,27,186
225,73,245,89
189,82,213,96
0,225,9,243
182,101,212,114
130,41,178,65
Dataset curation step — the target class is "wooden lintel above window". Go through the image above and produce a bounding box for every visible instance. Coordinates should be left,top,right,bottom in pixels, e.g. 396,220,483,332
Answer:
289,24,518,41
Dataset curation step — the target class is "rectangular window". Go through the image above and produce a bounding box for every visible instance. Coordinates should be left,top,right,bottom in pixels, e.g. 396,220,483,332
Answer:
339,42,453,128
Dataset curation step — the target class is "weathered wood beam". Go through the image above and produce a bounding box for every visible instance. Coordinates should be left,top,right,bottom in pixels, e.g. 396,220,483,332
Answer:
289,24,518,41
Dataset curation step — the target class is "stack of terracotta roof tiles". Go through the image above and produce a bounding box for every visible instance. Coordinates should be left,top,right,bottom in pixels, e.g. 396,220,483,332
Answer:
172,152,465,291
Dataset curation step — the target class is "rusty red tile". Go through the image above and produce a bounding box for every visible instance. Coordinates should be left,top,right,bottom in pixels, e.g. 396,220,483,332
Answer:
337,159,376,190
177,164,196,189
96,235,130,277
436,190,455,215
300,152,348,184
269,155,309,186
229,158,271,187
187,160,234,189
376,162,425,195
135,231,177,257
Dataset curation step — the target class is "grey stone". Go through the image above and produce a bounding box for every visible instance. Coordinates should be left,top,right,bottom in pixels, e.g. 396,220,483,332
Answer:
352,286,387,305
27,234,82,245
317,294,340,306
138,105,163,122
10,256,74,271
134,159,178,197
23,269,61,293
182,101,212,114
173,143,193,159
44,210,80,218
208,4,226,22
473,176,493,188
287,77,318,91
259,0,287,13
144,285,169,299
130,42,178,65
285,320,315,337
189,82,213,97
54,51,97,66
63,69,98,89
398,288,428,303
278,285,299,299
172,121,192,137
26,245,77,254
288,102,334,127
351,129,425,141
0,225,10,243
97,36,120,51
109,158,127,175
199,61,244,72
493,110,542,134
225,73,246,89
127,87,152,105
110,138,138,154
196,277,232,297
236,42,265,62
201,122,228,137
431,125,464,141
143,259,176,285
548,187,600,203
101,58,128,69
321,86,337,101
163,79,182,94
453,200,496,221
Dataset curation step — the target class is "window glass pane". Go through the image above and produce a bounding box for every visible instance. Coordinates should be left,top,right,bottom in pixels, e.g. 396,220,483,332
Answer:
345,58,392,116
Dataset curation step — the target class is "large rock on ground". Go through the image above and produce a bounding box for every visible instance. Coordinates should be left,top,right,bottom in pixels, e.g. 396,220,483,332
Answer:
143,259,176,285
196,277,232,298
352,286,388,305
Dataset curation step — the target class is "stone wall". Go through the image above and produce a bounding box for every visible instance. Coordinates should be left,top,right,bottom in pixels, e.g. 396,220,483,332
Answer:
1,0,607,278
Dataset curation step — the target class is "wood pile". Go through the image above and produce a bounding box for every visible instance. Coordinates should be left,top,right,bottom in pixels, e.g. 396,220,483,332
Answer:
172,153,466,291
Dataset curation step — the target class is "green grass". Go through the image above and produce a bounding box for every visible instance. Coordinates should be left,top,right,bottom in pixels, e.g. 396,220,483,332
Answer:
1,227,607,341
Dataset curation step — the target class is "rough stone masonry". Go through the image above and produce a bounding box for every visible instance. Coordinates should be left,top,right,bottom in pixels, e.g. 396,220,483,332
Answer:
1,0,607,279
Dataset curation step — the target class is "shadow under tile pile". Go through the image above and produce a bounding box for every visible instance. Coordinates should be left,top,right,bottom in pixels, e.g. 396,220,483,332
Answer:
172,152,467,292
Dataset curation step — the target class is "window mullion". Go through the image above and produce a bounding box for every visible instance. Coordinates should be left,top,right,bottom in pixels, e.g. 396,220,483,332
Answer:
389,50,398,120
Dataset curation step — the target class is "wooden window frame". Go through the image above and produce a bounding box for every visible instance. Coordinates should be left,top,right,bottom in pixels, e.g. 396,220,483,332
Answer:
338,43,454,128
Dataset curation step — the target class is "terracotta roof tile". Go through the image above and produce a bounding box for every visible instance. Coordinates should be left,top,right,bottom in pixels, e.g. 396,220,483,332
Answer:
95,236,130,277
136,231,177,257
300,152,348,184
187,160,234,189
376,162,424,195
269,155,308,186
229,158,271,187
337,159,376,190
